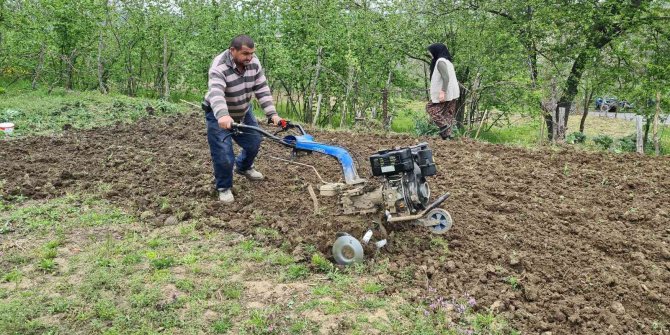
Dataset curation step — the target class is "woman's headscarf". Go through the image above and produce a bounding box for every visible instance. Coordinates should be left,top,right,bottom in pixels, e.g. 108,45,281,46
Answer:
428,43,453,77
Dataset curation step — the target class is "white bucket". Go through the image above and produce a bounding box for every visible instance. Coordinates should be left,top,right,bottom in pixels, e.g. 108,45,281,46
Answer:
0,122,14,135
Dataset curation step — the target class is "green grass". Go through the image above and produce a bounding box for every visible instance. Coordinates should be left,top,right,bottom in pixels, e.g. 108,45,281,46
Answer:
150,256,176,270
391,103,425,133
212,317,233,333
384,99,669,155
284,264,310,280
466,113,669,154
0,193,519,334
0,88,186,137
362,282,385,294
310,253,334,273
477,121,543,146
568,113,670,155
505,276,521,290
0,193,134,234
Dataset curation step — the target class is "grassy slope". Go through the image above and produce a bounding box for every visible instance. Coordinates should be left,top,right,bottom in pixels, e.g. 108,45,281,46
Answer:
0,88,187,137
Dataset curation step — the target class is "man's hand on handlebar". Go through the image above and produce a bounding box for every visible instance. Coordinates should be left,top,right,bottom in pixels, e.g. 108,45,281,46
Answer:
217,115,234,130
270,114,284,127
218,114,291,132
269,114,290,130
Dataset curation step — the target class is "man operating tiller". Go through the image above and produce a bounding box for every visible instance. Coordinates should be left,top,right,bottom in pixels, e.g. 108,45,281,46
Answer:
202,34,285,203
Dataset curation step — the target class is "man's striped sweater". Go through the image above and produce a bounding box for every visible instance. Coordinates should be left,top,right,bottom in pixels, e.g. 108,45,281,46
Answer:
204,50,277,121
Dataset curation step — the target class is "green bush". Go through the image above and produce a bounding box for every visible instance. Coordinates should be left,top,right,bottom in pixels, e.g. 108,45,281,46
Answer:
1,109,20,122
618,133,665,154
567,131,586,144
593,134,614,149
414,117,439,136
0,86,6,95
151,99,179,115
618,133,637,152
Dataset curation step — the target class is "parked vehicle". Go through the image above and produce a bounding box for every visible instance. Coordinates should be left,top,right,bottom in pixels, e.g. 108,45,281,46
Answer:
595,96,633,113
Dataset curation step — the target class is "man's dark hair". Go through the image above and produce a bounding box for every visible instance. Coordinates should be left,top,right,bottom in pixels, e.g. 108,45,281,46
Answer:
230,35,255,49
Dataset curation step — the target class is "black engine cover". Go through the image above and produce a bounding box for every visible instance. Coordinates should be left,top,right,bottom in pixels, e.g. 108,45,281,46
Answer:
369,148,414,176
369,143,436,177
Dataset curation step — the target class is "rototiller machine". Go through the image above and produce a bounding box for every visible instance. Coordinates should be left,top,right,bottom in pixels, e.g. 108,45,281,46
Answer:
230,120,453,265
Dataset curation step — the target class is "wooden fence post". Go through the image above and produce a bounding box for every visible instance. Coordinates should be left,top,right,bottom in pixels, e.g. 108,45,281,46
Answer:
636,115,644,154
557,106,566,142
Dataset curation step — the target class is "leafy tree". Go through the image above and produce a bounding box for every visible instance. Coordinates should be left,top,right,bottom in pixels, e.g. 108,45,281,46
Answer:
0,0,666,136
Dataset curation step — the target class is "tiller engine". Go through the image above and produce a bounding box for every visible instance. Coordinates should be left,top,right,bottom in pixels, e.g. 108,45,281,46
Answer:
230,120,453,265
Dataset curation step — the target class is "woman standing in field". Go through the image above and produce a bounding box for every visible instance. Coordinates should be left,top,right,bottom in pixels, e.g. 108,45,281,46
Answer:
426,43,460,140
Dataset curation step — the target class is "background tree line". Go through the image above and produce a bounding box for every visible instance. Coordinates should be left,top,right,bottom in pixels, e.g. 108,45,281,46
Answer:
0,0,667,140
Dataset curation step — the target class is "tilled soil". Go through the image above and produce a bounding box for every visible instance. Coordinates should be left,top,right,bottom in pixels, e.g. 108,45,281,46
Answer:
2,112,669,334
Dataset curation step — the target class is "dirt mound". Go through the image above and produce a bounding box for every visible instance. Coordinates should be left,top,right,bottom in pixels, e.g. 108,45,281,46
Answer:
1,112,669,334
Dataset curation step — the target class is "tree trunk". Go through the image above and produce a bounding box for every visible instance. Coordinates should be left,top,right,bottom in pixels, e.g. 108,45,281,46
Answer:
313,93,323,126
542,79,559,140
522,5,538,88
455,66,469,129
296,88,304,120
31,43,46,90
280,80,297,116
161,33,170,100
306,47,323,124
65,49,78,91
544,113,553,140
653,91,661,156
636,115,644,154
527,41,538,88
328,97,338,127
351,80,359,123
341,92,350,129
97,31,108,94
126,52,135,96
643,115,651,144
555,53,589,140
467,73,482,131
211,0,220,32
341,64,355,128
538,112,545,143
423,62,429,101
383,67,393,129
579,89,593,133
274,87,281,109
